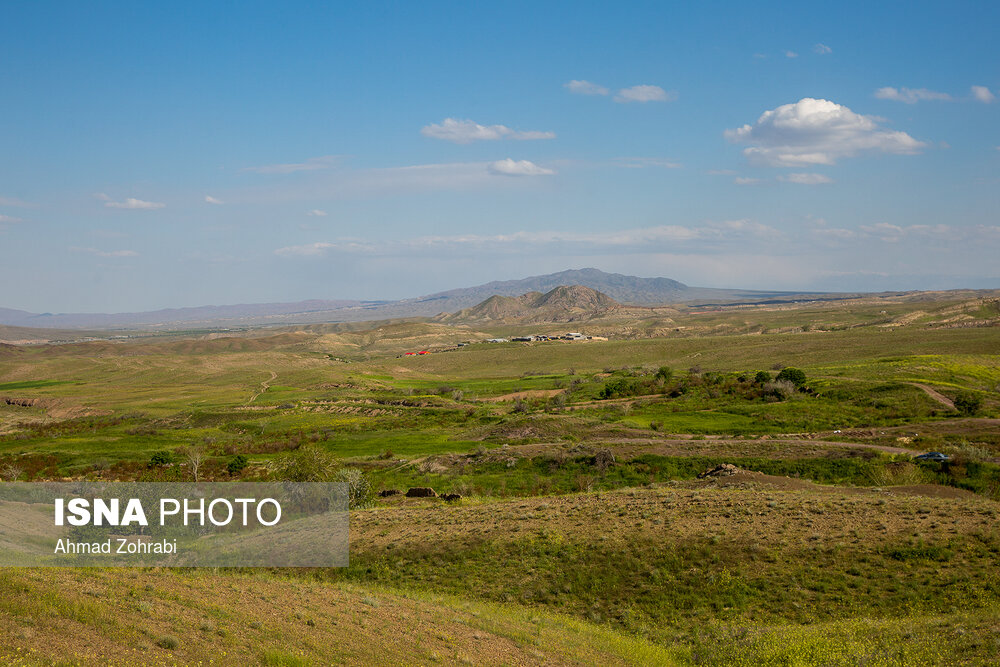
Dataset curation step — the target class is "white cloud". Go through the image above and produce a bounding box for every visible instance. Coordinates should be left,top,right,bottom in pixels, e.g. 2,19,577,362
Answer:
225,158,590,205
564,80,609,96
275,220,776,259
487,159,556,177
859,222,953,242
813,43,832,55
785,51,799,58
611,157,682,169
874,86,951,103
96,193,166,209
860,223,906,242
971,85,995,103
242,155,339,174
204,195,224,205
614,85,674,103
734,177,762,185
275,242,339,257
420,118,555,144
0,196,34,207
107,198,165,210
71,246,139,257
306,209,328,216
814,227,857,240
712,219,780,238
0,214,23,223
778,173,834,185
725,97,925,166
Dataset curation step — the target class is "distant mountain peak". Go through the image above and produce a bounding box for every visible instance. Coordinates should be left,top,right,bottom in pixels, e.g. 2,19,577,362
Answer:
441,285,621,323
533,284,619,309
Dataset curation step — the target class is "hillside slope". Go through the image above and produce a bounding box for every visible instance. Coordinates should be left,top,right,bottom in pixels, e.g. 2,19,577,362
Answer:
439,285,623,323
0,569,673,665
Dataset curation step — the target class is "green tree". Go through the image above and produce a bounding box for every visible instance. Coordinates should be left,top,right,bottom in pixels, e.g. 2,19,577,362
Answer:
227,454,249,476
775,367,807,388
148,451,173,467
599,377,640,399
954,392,983,416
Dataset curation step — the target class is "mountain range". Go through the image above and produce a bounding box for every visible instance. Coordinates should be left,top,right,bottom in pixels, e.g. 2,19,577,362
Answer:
0,268,828,330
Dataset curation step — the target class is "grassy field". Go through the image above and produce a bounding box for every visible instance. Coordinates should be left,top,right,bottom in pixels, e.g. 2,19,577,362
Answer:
1,292,999,664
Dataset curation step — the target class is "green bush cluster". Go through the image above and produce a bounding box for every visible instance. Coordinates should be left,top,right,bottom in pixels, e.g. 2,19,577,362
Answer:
954,392,982,416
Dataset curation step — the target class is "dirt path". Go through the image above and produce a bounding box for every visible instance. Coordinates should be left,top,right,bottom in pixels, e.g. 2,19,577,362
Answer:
248,371,277,404
456,437,915,463
907,383,956,410
603,437,914,456
481,389,565,403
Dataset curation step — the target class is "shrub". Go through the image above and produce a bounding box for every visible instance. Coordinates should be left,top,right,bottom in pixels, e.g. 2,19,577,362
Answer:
1,463,24,482
262,652,309,667
704,372,725,385
754,370,771,385
954,392,983,416
227,454,249,476
655,366,673,382
953,442,989,463
764,380,797,400
599,377,641,399
775,367,807,387
269,444,339,482
593,448,616,471
148,451,173,467
155,635,180,650
335,467,376,509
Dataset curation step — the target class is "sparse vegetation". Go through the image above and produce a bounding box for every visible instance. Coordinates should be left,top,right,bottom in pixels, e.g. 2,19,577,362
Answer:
1,291,999,663
269,444,341,482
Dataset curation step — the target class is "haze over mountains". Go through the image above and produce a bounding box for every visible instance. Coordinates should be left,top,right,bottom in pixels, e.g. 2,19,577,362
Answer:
0,268,826,330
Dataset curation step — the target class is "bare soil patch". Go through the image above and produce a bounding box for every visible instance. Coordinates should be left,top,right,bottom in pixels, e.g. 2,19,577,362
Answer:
482,389,566,402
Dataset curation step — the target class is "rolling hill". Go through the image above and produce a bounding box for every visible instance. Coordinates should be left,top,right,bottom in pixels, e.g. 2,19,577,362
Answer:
439,285,624,323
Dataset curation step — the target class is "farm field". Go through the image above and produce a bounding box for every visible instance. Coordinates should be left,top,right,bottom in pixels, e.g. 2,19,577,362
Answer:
1,292,999,664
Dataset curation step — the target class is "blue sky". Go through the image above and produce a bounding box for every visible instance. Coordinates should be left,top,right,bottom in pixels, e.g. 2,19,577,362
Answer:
1,1,998,312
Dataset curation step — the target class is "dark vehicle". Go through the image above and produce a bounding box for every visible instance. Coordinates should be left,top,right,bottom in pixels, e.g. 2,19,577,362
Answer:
915,452,950,462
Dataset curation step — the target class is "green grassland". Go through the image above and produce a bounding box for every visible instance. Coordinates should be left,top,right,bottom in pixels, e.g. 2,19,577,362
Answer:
1,292,999,664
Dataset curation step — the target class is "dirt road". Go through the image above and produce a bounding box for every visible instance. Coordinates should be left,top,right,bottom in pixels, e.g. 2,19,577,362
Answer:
248,371,277,404
907,383,956,410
